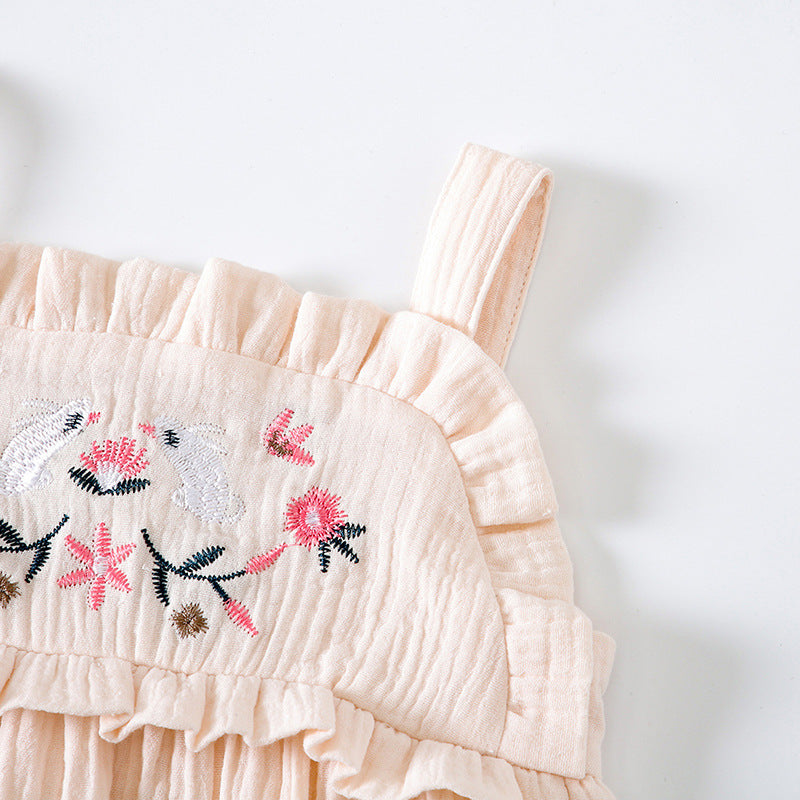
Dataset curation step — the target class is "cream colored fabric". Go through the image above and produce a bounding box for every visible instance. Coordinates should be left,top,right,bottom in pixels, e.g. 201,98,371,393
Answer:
0,143,615,800
411,142,553,368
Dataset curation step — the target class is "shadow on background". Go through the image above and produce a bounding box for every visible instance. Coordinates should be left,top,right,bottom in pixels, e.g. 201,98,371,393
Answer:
506,159,743,798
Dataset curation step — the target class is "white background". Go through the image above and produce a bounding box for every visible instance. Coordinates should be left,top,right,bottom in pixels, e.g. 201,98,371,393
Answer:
2,3,798,798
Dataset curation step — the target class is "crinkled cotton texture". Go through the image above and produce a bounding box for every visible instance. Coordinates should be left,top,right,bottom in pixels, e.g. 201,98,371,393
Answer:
0,143,615,799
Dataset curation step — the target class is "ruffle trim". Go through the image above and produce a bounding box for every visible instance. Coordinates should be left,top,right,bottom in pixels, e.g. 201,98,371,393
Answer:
0,242,562,535
0,643,613,800
0,242,615,787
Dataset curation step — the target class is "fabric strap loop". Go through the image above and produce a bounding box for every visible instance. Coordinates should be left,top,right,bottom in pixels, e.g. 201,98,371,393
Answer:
411,142,553,367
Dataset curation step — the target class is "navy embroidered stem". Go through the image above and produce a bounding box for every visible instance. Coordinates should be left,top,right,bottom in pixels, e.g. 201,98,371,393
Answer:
0,514,69,583
209,580,230,602
317,524,364,572
329,535,359,564
318,538,331,572
140,529,248,588
337,522,366,540
140,528,269,637
153,562,171,606
68,467,150,496
181,546,225,573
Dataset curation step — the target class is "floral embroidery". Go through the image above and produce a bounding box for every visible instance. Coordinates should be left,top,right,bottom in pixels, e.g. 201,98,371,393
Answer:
286,487,346,547
262,408,315,466
170,602,209,638
139,418,245,524
0,403,369,633
285,488,366,573
0,572,20,608
141,529,289,637
0,514,70,583
69,437,151,495
0,398,99,494
57,521,136,610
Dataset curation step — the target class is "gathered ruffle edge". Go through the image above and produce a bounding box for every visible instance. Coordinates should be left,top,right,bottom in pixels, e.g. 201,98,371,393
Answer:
0,242,615,791
0,643,613,800
0,242,562,539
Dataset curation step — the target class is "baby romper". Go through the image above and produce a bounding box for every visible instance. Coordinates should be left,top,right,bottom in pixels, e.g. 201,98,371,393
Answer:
0,142,615,799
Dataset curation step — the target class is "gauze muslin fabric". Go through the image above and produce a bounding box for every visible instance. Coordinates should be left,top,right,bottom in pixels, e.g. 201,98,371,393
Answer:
0,143,615,800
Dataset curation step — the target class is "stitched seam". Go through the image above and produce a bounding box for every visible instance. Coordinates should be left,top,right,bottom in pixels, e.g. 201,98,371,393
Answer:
499,169,552,367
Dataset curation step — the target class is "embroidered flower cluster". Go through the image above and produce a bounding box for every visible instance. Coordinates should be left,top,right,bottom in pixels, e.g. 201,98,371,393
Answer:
0,401,367,638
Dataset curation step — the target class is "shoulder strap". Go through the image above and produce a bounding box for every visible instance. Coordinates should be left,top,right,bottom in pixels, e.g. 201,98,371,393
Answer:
410,142,553,368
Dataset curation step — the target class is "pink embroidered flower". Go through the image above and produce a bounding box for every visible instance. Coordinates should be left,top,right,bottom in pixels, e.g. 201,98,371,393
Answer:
57,522,136,610
285,487,347,549
75,437,150,494
262,408,314,466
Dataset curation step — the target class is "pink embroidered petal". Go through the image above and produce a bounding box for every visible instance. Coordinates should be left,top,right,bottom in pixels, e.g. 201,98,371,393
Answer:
94,522,112,560
279,445,313,466
88,575,106,610
105,566,132,594
287,424,313,445
62,534,94,565
223,598,258,636
58,522,136,610
82,437,147,480
57,568,94,588
245,542,288,574
266,408,293,436
109,542,136,568
263,408,315,466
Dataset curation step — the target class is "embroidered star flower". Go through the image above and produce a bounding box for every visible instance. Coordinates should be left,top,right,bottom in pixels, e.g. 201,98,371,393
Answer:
57,522,136,610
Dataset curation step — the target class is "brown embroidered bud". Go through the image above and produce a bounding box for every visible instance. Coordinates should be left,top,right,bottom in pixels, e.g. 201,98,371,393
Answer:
266,432,291,458
170,602,209,639
0,572,21,608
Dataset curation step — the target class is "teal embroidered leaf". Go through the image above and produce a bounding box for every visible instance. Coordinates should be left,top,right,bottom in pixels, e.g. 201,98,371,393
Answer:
318,539,331,573
180,546,225,574
153,562,170,605
330,536,359,564
337,523,365,540
25,539,51,583
0,520,25,550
